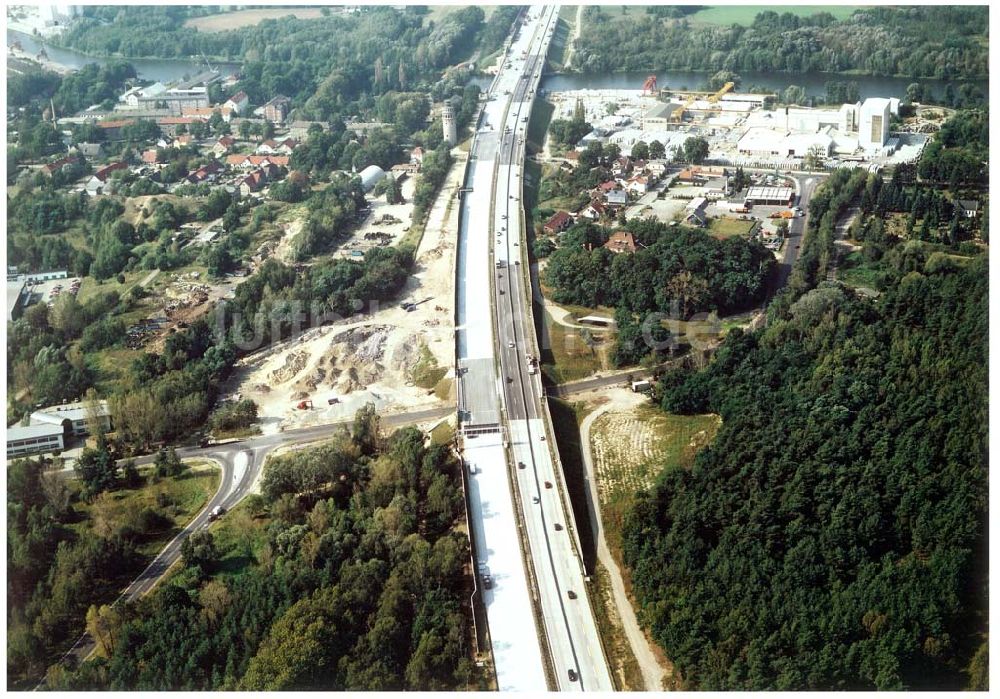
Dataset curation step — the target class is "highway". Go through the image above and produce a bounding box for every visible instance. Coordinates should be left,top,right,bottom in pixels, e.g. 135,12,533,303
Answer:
462,3,613,692
38,406,452,686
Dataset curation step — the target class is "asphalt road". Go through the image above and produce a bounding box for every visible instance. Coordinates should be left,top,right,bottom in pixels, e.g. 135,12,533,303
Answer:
488,5,613,691
37,405,452,687
768,171,824,295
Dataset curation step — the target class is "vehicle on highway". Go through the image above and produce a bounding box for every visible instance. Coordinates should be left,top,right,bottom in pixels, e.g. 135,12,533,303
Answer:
518,461,526,469
554,523,563,531
507,376,513,383
567,590,577,600
501,214,507,219
568,669,578,682
532,495,540,504
208,505,226,521
499,289,505,295
508,341,515,348
544,481,552,489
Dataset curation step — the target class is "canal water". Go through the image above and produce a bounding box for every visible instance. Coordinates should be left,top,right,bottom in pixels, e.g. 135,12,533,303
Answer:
7,29,240,82
539,69,987,102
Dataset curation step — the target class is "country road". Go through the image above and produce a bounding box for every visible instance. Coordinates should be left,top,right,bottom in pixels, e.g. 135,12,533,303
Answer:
579,400,667,691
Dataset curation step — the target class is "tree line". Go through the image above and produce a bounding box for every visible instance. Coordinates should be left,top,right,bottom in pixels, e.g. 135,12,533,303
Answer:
47,409,479,690
574,7,988,84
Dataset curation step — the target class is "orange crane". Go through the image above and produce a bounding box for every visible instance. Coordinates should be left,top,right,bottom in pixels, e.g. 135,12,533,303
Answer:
641,75,657,94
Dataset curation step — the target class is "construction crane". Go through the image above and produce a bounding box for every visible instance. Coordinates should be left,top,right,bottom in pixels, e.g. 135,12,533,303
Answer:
671,81,736,123
641,75,657,94
708,81,735,103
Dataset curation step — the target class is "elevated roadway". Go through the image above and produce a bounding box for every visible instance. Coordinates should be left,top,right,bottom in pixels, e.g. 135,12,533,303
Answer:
457,3,614,692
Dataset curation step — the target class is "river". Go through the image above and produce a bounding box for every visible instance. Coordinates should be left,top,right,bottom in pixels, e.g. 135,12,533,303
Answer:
538,69,987,102
7,29,240,82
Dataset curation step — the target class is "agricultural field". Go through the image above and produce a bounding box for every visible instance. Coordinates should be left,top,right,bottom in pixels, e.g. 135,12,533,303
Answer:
687,5,861,26
184,8,329,32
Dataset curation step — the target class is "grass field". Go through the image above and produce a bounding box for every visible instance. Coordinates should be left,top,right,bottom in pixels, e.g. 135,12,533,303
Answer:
71,461,220,558
210,498,273,578
687,5,862,26
709,216,757,239
184,8,328,32
591,405,720,557
540,310,610,384
591,562,644,691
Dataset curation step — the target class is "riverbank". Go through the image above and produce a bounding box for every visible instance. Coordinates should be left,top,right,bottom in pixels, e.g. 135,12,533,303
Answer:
540,68,988,102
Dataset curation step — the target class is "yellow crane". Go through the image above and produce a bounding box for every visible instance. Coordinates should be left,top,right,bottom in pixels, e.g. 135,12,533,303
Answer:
709,81,735,103
671,81,735,123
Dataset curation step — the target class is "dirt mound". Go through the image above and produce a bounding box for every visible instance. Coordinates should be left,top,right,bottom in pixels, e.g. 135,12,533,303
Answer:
269,350,308,384
387,333,424,373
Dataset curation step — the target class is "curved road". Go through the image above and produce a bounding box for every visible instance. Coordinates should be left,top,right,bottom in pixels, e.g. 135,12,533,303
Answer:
38,406,452,687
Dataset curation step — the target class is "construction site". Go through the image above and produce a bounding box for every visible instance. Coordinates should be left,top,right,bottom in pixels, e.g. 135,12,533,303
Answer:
546,76,931,170
220,151,467,434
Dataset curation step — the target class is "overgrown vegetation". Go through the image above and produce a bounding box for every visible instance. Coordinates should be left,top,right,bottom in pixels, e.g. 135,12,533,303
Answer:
50,407,479,691
7,455,218,687
623,131,988,688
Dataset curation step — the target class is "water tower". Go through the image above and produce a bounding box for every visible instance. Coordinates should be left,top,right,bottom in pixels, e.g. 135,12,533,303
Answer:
442,101,457,146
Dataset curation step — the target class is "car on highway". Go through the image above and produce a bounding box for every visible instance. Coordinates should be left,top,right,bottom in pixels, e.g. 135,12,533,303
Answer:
568,669,578,682
518,461,526,469
544,481,552,489
554,523,563,531
508,341,515,348
567,590,577,600
208,505,226,521
532,495,540,504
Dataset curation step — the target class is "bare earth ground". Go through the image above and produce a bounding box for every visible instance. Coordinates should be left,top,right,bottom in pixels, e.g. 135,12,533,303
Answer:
224,153,467,434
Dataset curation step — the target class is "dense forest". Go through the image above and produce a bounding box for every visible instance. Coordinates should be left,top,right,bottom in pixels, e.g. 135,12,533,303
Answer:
47,410,477,690
53,6,519,122
575,7,988,83
622,143,988,688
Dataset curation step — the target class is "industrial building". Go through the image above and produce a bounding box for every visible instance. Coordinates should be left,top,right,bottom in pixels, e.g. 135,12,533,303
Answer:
31,400,112,437
641,102,684,130
7,424,65,459
860,97,892,151
359,164,386,192
745,186,795,206
6,400,111,460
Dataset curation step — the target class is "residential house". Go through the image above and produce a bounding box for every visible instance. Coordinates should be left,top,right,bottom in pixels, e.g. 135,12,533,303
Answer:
625,176,650,196
262,95,291,123
255,138,299,155
85,161,128,195
141,148,164,165
544,210,573,235
612,156,633,177
238,169,268,196
186,161,223,184
75,143,104,160
684,196,710,227
40,155,79,177
957,199,980,218
603,230,639,254
595,180,619,196
580,199,607,221
605,189,628,209
212,136,236,157
225,90,249,114
226,154,290,170
173,133,195,148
